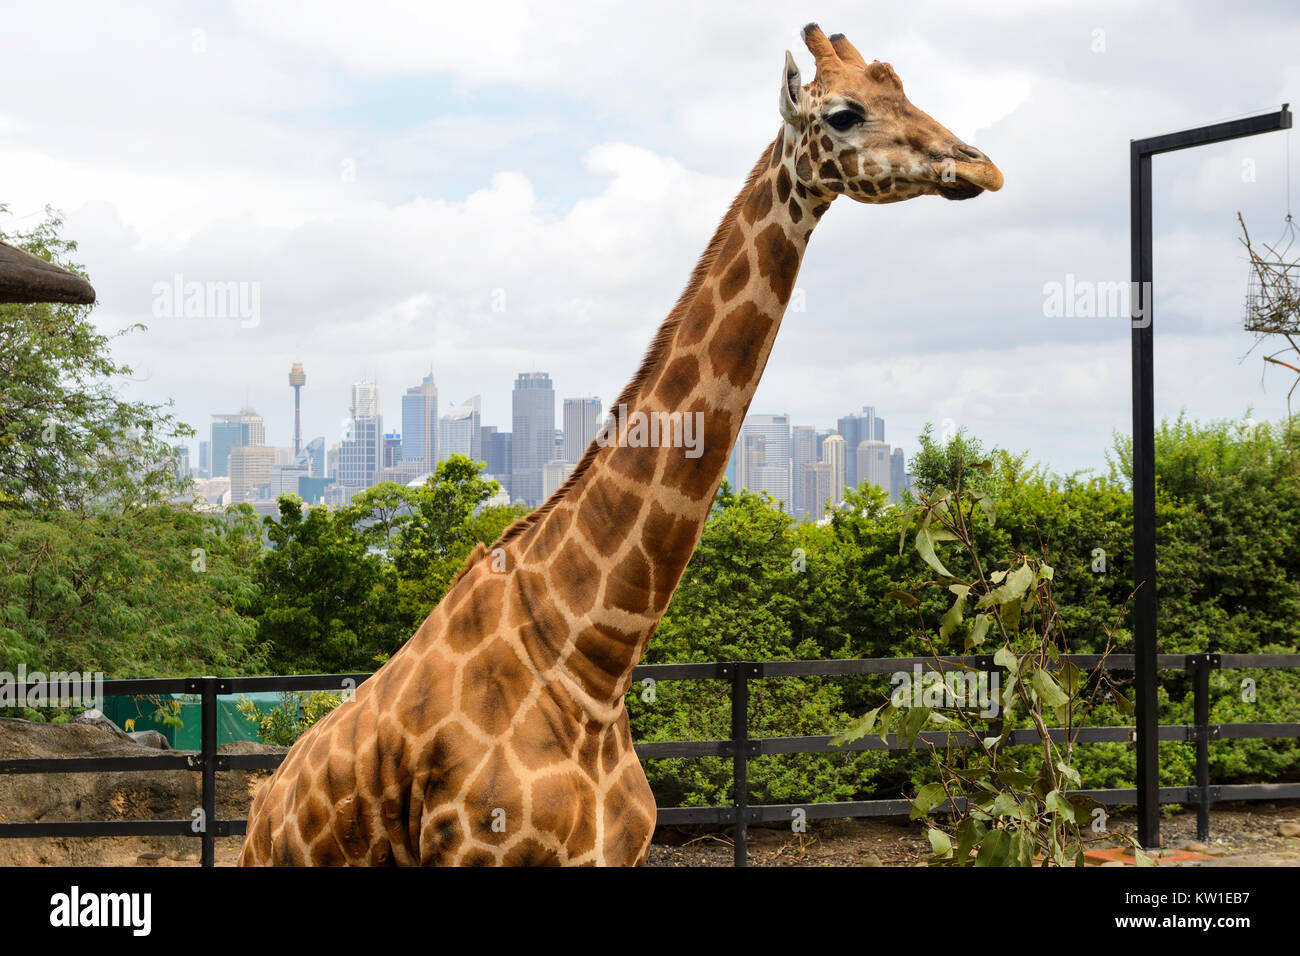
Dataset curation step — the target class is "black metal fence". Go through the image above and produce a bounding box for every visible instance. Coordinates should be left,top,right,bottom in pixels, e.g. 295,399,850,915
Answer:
2,652,1298,866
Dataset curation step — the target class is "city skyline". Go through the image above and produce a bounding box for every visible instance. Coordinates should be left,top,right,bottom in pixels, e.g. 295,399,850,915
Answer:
181,360,914,515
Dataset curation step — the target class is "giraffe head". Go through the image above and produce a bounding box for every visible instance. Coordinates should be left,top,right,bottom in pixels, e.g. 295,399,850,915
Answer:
779,24,1003,204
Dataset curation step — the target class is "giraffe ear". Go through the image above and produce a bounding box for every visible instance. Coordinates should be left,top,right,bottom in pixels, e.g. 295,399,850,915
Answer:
779,50,805,127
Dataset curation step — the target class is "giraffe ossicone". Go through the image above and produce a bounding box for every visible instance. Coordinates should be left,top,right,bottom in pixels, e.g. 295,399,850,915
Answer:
239,23,1002,867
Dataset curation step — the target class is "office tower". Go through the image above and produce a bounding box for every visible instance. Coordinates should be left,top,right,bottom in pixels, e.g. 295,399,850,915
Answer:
724,442,739,490
172,444,190,482
822,434,847,506
554,428,565,460
738,433,766,492
383,431,403,469
736,413,790,501
801,461,832,520
857,440,892,494
350,381,379,420
198,440,210,478
481,427,512,497
300,436,325,478
401,374,439,471
228,446,277,504
511,372,555,507
861,405,885,443
339,381,383,490
210,411,262,479
440,396,482,463
751,463,792,512
836,412,866,492
270,463,309,498
339,416,382,490
890,447,907,503
790,425,818,520
563,397,602,464
326,443,339,479
542,459,575,499
288,362,306,456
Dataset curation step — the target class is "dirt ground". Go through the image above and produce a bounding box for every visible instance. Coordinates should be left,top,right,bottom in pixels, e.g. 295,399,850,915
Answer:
8,802,1298,867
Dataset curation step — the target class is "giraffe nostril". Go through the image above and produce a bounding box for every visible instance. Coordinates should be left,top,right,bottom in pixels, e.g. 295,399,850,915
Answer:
954,144,984,162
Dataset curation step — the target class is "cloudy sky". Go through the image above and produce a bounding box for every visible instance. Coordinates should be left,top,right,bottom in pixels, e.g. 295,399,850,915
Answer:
3,0,1298,476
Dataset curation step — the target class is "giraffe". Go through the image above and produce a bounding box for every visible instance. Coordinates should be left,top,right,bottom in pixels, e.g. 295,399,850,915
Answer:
239,24,1002,867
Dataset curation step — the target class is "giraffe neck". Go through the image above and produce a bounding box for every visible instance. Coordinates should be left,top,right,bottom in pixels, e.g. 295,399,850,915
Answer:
502,126,832,711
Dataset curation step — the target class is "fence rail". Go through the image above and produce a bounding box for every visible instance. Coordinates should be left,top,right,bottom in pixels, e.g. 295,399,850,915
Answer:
2,653,1298,866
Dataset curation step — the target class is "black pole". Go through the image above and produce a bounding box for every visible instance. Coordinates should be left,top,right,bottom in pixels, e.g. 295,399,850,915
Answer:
1128,105,1291,850
200,676,217,868
730,663,749,867
1191,654,1213,842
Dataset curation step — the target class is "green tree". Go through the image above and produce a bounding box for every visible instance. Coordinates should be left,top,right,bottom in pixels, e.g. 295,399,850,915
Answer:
253,495,396,673
0,205,189,512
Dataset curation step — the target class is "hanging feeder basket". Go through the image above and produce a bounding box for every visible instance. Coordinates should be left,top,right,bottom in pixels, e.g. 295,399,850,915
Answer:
1240,212,1300,335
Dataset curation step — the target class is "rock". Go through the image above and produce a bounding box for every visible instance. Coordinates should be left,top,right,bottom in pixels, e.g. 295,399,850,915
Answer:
1278,821,1300,838
137,852,164,865
1184,840,1210,853
860,854,883,867
127,730,170,750
71,709,134,743
1100,860,1127,867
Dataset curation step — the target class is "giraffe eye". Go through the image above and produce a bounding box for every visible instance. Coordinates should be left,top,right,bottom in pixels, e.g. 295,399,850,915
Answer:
826,110,863,131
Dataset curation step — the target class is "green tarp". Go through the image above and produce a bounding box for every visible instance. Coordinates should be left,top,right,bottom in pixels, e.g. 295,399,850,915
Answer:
101,692,286,749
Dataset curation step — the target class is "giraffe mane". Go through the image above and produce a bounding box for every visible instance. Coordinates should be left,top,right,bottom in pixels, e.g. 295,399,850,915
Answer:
490,135,781,550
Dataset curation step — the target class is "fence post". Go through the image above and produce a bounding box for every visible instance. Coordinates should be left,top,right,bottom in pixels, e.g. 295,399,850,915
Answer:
200,675,217,868
1188,653,1216,842
728,662,749,867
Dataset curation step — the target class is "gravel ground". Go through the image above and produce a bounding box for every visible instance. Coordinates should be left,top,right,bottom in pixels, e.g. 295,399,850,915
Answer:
10,802,1296,867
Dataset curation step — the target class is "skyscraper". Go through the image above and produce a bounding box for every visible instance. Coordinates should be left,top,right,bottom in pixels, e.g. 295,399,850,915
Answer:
822,434,847,506
801,460,832,520
401,374,438,471
229,446,277,504
339,381,382,492
480,426,512,498
511,372,555,507
790,425,819,520
737,413,790,499
440,396,482,463
210,408,264,478
562,397,602,464
890,447,908,503
857,440,892,495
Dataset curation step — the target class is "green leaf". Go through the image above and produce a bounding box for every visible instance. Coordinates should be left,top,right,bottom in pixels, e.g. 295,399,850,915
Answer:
966,613,992,650
1031,669,1070,708
1056,760,1082,787
911,782,947,819
883,589,920,608
1112,691,1135,716
831,704,882,746
968,488,996,528
1044,789,1078,823
915,527,954,578
927,828,953,858
974,828,1012,866
993,645,1019,675
939,588,968,641
900,705,931,747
